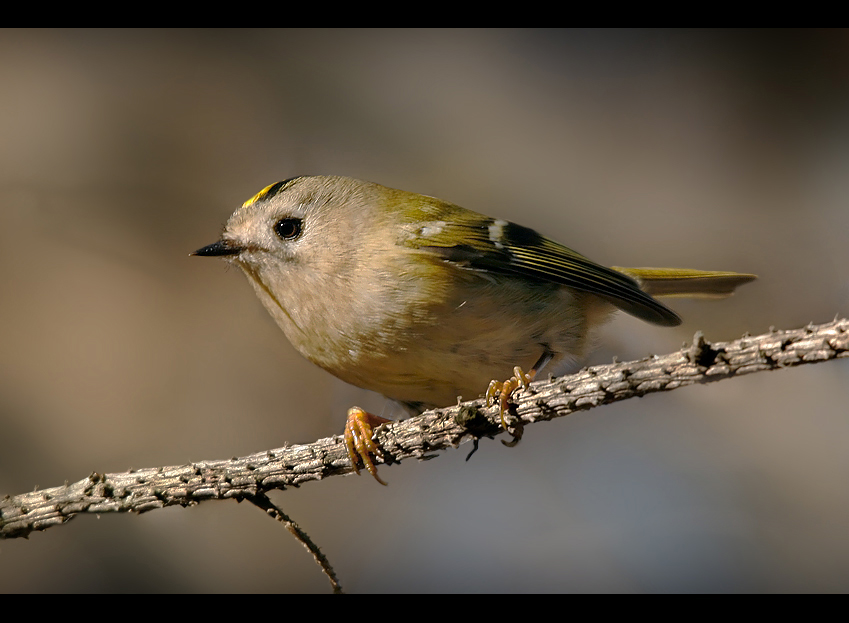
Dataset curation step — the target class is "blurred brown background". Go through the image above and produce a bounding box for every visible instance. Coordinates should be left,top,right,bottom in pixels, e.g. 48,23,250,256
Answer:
2,29,848,593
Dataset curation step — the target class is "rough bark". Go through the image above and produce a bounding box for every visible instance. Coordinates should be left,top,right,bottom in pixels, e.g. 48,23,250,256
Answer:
3,318,847,540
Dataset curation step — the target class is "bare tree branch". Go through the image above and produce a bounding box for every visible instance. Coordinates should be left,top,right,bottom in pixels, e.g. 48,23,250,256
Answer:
3,318,847,541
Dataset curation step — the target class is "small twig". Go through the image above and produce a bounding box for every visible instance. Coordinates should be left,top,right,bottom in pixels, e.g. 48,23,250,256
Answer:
245,492,343,594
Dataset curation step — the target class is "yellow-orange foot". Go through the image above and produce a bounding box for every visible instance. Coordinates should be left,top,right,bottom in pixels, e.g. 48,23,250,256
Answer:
344,407,392,485
486,366,536,447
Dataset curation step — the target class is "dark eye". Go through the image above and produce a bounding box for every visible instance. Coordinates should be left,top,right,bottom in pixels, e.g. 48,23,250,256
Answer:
274,217,302,241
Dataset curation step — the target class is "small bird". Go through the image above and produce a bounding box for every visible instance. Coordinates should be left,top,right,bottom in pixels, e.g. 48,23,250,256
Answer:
194,175,755,484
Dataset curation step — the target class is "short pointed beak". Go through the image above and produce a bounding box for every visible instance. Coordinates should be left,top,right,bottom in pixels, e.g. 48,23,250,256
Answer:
191,240,242,257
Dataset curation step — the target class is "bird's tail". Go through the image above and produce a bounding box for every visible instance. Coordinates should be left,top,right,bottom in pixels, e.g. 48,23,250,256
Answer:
613,267,757,299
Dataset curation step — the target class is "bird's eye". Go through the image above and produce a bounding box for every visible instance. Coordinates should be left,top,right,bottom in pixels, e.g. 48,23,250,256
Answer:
273,217,302,241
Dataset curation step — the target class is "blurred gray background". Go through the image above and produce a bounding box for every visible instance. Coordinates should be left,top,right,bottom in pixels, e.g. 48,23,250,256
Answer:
2,29,848,593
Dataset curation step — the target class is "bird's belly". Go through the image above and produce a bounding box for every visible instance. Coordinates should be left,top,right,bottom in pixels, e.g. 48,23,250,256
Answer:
327,285,602,409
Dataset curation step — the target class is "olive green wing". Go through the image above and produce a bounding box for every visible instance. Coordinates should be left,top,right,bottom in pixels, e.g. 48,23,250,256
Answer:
408,215,682,327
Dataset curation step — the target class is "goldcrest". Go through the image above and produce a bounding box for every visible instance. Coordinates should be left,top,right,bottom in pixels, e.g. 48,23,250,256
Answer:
195,175,755,484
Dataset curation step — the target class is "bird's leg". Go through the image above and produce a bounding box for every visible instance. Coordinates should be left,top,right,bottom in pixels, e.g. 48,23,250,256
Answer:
486,367,533,447
344,407,391,485
486,350,554,447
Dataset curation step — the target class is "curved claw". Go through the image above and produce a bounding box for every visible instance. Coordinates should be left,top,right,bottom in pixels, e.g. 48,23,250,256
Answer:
486,366,534,445
344,407,391,486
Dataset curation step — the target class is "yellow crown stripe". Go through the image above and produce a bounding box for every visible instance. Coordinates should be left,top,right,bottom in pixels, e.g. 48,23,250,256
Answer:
242,182,281,208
